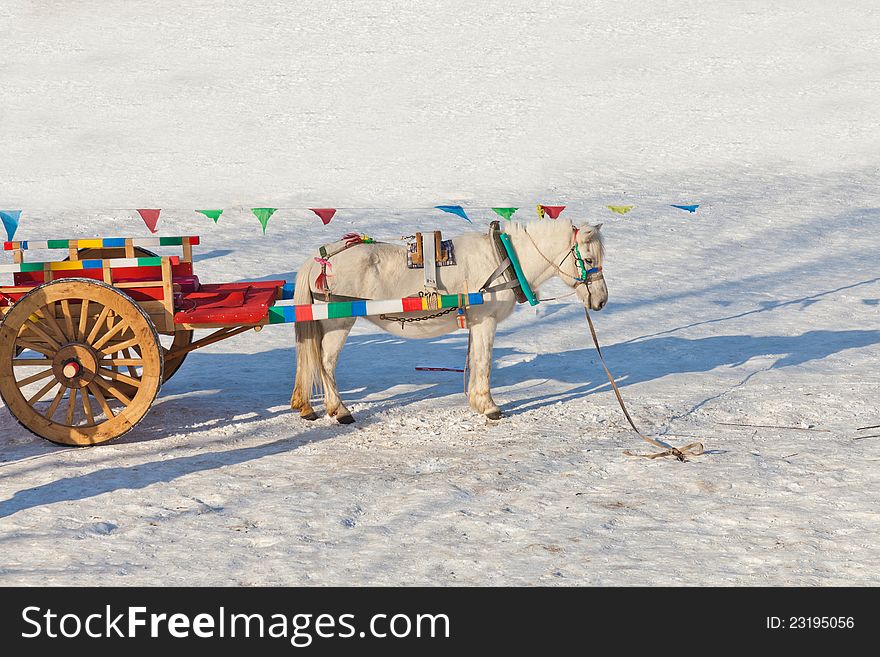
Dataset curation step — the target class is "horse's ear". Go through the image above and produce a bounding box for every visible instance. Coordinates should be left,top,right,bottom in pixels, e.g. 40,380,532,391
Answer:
579,223,601,239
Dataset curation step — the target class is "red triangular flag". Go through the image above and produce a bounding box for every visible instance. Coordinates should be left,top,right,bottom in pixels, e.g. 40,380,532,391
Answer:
540,205,566,219
136,209,161,233
310,208,336,225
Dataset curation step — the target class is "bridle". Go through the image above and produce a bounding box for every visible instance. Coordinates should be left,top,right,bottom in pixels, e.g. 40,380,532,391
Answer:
559,227,604,288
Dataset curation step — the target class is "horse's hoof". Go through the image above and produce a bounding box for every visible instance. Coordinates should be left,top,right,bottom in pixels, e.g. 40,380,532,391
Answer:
486,409,503,420
301,411,320,421
336,414,355,425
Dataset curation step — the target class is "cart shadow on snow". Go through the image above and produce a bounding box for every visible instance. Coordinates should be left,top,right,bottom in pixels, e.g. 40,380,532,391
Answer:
0,425,354,519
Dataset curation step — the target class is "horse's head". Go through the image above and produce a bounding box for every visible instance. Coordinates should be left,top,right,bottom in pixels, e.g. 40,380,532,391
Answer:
567,223,608,311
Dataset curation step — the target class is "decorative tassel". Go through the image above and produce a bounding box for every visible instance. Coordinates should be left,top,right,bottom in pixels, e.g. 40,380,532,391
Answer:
342,232,375,246
314,257,332,292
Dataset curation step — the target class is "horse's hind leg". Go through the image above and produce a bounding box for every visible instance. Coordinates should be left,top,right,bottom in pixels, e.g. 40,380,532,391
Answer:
467,317,502,419
320,317,357,423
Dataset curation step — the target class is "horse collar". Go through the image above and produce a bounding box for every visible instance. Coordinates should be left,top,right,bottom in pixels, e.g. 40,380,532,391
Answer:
498,233,539,306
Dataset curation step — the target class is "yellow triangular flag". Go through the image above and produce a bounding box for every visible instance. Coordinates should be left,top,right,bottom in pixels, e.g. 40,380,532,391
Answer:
607,205,635,215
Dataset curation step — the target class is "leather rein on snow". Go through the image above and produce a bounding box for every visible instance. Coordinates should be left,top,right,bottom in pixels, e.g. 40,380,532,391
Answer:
520,227,705,461
583,308,704,462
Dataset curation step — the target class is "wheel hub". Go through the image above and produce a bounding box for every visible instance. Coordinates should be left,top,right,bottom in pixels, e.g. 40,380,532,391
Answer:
52,343,98,389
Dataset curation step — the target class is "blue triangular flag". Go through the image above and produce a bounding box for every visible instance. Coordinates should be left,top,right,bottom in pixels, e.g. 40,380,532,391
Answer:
0,210,22,241
434,205,471,223
671,204,700,213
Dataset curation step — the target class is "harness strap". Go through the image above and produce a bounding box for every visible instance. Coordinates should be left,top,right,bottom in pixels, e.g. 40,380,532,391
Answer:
483,279,524,294
479,256,513,291
484,221,527,303
422,233,438,290
583,308,704,462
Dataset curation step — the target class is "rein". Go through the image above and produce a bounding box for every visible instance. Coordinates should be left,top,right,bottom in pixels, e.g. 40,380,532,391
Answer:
519,226,704,461
583,308,705,461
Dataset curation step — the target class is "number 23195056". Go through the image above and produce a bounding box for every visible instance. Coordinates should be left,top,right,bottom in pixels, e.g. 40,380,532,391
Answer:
767,617,854,629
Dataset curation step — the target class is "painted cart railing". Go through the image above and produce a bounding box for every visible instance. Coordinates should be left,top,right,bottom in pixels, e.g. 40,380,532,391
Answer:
0,236,482,445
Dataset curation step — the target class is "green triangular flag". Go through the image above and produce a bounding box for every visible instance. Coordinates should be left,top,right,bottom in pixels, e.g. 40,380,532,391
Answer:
251,207,277,233
607,205,634,215
492,207,518,220
196,209,223,223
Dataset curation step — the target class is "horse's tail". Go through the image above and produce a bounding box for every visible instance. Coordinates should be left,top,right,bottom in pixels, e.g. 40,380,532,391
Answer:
291,256,323,415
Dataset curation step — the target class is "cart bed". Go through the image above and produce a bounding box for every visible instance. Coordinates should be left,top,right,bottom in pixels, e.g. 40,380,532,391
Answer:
173,280,286,325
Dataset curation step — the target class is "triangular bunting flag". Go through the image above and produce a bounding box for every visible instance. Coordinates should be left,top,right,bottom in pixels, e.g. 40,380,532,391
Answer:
251,208,277,233
310,208,336,225
492,207,518,220
607,205,634,215
196,209,224,223
136,209,161,233
671,204,700,213
435,205,471,222
539,205,566,219
0,210,22,241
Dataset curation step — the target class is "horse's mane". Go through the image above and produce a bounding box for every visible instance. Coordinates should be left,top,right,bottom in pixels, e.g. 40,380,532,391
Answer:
502,218,604,260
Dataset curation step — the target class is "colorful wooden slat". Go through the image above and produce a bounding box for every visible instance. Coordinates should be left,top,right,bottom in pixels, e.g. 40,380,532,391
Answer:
267,293,483,325
0,255,180,274
3,236,200,251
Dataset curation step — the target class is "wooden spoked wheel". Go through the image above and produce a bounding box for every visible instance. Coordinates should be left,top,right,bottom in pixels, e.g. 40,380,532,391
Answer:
71,246,192,383
0,278,163,445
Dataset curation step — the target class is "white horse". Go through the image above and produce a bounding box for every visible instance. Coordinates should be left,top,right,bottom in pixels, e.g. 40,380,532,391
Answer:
290,219,608,423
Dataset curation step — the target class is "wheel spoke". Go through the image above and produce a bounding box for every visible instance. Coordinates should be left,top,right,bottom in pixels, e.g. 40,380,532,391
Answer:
98,337,141,355
122,348,140,379
23,318,62,351
16,368,55,388
86,381,115,419
46,387,66,419
12,358,52,366
77,298,91,341
60,299,76,341
100,357,144,367
81,388,95,425
92,317,129,351
97,367,141,389
14,340,55,357
85,306,111,345
39,304,68,343
66,388,78,425
93,375,133,405
28,379,59,404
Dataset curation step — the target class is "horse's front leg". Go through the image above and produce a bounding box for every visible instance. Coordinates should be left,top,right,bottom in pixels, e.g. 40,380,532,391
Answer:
467,317,502,419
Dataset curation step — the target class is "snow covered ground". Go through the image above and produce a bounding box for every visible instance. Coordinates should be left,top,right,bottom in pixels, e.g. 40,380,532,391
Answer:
1,1,878,585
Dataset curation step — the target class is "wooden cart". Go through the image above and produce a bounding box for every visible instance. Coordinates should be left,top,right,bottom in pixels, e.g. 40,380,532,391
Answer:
0,235,482,445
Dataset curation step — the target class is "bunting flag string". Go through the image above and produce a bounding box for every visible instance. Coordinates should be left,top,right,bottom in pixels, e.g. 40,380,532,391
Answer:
136,209,161,233
0,203,706,241
251,207,277,233
491,207,518,220
0,210,22,241
435,205,471,223
196,209,224,223
310,208,336,225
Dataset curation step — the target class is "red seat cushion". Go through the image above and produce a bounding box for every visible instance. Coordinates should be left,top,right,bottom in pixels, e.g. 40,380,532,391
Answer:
173,274,200,293
173,281,283,325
